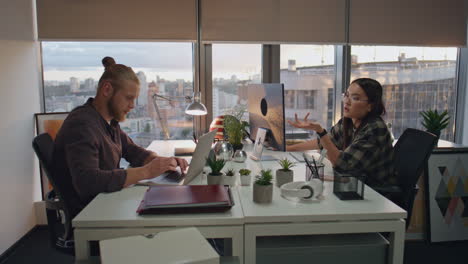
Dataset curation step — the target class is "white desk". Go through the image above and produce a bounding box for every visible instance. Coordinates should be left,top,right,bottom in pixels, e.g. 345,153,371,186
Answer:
73,141,407,264
231,148,407,264
73,140,245,262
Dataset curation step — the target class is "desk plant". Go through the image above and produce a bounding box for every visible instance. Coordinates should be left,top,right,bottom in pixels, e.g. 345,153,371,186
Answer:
223,106,249,152
276,158,296,187
420,109,450,138
223,168,236,186
206,155,226,185
253,169,273,203
239,168,252,186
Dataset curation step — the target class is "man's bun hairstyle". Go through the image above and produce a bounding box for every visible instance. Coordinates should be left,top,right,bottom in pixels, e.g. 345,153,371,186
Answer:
102,56,116,70
97,56,139,91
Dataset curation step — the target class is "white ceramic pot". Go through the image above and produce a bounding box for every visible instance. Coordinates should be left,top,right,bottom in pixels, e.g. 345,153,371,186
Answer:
240,175,251,186
207,173,223,185
222,174,236,186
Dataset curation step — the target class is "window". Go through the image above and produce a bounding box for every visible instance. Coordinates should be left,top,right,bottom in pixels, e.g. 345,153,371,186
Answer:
212,44,262,120
350,46,458,141
280,45,336,133
41,42,194,147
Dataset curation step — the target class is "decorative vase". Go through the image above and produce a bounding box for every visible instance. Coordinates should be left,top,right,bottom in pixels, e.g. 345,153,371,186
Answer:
233,150,247,163
240,175,251,186
253,184,273,203
232,143,244,152
213,141,233,161
276,169,294,187
207,174,223,185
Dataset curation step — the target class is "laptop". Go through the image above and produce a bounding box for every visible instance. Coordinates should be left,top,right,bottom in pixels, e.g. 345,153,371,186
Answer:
138,130,217,186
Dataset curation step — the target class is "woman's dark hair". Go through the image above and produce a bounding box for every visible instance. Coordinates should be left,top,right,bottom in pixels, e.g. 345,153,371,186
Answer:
343,78,386,148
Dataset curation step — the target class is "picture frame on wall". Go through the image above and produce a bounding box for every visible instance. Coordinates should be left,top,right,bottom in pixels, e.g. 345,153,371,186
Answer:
34,112,69,200
425,150,468,242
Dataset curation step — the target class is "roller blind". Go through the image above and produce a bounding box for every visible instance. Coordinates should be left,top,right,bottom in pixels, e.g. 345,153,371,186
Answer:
201,0,346,44
37,0,196,41
349,0,467,46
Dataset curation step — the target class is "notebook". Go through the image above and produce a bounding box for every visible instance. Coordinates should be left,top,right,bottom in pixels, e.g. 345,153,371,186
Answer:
137,185,234,214
138,130,217,186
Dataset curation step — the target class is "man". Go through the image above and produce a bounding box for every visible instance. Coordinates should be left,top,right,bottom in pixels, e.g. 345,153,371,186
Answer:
53,57,188,217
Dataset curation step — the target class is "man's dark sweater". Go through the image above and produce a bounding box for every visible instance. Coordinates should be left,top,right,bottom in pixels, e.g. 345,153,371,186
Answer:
52,98,152,217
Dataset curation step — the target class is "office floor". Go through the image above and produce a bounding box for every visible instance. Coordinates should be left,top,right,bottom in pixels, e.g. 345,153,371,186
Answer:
1,226,468,264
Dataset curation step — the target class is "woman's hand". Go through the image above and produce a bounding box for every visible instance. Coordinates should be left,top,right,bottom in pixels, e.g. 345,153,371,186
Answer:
287,113,324,133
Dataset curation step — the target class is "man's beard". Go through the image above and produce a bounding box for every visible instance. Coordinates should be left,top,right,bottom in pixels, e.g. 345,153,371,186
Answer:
107,95,126,122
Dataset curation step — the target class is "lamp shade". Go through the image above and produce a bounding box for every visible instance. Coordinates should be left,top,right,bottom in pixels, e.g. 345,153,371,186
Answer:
185,102,207,115
185,92,207,115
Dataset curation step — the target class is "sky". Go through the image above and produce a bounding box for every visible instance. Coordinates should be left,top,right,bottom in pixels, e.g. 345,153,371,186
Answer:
42,41,458,82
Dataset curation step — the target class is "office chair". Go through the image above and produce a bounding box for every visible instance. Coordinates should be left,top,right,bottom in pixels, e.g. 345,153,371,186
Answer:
32,133,74,254
374,128,438,229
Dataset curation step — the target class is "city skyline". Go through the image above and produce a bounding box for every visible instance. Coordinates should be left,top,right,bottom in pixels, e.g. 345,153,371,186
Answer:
42,42,457,82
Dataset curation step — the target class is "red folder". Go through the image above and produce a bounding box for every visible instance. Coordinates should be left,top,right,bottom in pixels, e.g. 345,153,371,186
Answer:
137,185,234,215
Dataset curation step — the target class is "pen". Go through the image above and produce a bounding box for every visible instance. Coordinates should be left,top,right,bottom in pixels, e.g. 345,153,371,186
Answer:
312,157,319,178
303,153,318,179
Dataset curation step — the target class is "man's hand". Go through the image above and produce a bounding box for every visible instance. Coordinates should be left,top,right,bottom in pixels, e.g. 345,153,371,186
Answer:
143,157,178,179
173,157,189,173
287,113,323,133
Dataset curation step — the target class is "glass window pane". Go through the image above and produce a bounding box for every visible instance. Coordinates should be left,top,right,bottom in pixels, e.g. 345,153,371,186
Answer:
212,44,262,120
42,41,194,146
350,46,458,141
280,45,336,139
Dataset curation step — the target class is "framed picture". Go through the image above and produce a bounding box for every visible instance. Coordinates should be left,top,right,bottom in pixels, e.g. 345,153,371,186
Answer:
426,151,468,242
34,112,69,200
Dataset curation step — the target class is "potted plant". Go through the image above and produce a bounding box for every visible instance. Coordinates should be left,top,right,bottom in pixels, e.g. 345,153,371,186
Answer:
239,168,252,186
223,168,237,186
206,155,226,185
276,158,296,187
253,169,273,203
420,109,450,138
223,107,249,152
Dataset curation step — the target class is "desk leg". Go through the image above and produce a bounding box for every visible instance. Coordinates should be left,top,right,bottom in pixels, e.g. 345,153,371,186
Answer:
74,229,90,261
388,219,405,264
230,226,244,264
244,226,256,264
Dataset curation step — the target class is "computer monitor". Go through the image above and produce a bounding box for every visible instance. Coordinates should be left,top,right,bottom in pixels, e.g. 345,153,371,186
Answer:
247,83,286,151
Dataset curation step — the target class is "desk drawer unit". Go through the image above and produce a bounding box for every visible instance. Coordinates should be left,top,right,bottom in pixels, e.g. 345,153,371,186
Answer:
256,233,388,264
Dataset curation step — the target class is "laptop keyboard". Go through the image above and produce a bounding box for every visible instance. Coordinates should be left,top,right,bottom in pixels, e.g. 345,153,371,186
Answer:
163,170,184,182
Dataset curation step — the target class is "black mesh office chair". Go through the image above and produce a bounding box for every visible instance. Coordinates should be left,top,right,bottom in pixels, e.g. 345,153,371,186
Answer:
374,128,438,229
33,133,74,254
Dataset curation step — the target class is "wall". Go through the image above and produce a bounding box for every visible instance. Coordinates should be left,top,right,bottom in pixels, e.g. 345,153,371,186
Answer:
0,0,42,255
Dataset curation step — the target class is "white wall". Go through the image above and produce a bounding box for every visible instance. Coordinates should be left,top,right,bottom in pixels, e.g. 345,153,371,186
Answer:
0,0,42,255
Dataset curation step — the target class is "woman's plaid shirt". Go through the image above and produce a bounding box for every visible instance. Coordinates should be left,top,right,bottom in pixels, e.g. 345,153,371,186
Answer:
323,117,396,187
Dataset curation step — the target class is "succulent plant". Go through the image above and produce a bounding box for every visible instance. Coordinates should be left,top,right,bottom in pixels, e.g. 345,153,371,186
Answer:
277,158,296,171
239,168,251,176
225,168,235,176
420,109,450,136
206,155,226,175
255,169,273,186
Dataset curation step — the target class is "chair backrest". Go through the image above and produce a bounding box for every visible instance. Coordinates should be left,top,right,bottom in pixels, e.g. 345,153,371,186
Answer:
394,128,438,189
32,133,65,200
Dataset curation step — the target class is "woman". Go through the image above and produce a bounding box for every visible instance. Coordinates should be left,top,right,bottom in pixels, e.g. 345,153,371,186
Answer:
287,78,395,187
